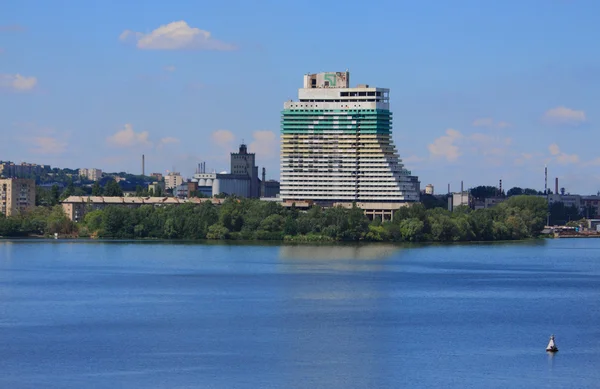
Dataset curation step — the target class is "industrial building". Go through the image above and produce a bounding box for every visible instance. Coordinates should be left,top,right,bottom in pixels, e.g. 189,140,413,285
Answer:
191,146,280,199
279,71,419,218
0,178,36,216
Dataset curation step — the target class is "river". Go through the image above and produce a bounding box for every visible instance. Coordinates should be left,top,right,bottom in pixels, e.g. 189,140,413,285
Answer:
0,239,599,388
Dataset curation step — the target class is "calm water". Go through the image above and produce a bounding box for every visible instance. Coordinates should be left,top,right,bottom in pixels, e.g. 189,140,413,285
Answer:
0,239,599,389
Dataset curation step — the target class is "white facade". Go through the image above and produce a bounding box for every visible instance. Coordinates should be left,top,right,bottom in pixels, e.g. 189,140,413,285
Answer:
425,184,434,195
280,71,419,204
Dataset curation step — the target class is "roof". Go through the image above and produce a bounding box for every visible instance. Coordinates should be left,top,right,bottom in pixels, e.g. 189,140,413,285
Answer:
61,196,226,206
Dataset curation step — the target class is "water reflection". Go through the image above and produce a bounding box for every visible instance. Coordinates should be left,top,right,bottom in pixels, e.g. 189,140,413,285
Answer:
279,244,399,261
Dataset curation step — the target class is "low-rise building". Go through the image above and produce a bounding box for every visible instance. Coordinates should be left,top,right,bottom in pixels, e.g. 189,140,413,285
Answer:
449,191,471,211
547,194,581,209
262,180,280,198
61,196,227,222
147,181,166,195
150,173,163,181
0,178,36,216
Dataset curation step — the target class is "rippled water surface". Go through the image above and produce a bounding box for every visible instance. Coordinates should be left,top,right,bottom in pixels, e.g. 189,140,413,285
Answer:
1,239,599,388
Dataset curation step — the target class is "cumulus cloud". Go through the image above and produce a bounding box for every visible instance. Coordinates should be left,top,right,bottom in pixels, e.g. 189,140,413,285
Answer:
543,106,586,126
548,143,579,165
30,136,68,155
249,130,278,159
119,21,237,51
0,73,37,91
107,124,151,148
211,129,236,147
472,117,511,129
157,137,180,149
12,123,69,155
428,129,463,161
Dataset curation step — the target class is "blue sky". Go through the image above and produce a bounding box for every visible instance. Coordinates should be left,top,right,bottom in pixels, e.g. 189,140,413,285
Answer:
1,0,599,193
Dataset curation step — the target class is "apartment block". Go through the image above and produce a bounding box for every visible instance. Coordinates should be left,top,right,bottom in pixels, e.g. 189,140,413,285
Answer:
0,178,36,216
79,168,103,181
165,172,183,189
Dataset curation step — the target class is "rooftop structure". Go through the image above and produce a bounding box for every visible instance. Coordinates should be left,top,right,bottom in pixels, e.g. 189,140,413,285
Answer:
280,71,420,209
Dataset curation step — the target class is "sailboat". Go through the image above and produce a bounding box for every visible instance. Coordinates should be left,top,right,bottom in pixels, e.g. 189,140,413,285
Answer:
546,335,558,352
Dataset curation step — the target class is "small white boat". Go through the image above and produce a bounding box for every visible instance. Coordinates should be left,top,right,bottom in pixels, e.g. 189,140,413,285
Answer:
54,233,58,240
546,334,558,352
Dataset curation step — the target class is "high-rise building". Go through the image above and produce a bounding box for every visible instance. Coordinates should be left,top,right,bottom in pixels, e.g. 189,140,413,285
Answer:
280,71,419,213
165,172,183,190
79,168,102,181
0,178,36,216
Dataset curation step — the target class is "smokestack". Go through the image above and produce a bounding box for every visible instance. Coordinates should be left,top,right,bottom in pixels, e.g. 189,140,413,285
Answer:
261,167,266,197
555,177,558,195
499,179,502,195
544,165,548,195
448,183,450,194
142,154,145,176
461,180,464,193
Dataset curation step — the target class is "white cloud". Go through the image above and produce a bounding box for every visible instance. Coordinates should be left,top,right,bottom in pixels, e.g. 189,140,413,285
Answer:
249,130,278,159
548,143,579,165
472,117,512,129
163,65,176,72
30,136,68,155
428,129,462,161
107,124,151,148
0,73,37,91
157,137,180,149
120,21,236,51
543,106,586,126
211,129,235,147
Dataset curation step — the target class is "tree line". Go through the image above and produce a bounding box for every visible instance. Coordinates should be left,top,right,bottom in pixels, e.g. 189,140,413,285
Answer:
1,195,548,242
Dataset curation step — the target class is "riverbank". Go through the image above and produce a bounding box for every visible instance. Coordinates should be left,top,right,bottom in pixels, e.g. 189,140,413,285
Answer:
1,195,548,244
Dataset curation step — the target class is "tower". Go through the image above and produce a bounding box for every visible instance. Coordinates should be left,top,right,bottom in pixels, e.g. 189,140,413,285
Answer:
231,143,259,197
280,71,419,204
142,154,145,176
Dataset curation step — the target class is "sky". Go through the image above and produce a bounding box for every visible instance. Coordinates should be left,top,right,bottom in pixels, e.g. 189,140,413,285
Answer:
1,0,599,193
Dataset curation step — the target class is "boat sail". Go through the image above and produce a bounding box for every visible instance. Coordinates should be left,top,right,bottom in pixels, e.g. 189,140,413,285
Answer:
546,335,558,352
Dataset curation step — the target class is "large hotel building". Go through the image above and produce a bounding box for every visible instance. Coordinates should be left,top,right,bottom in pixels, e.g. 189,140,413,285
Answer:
280,71,419,218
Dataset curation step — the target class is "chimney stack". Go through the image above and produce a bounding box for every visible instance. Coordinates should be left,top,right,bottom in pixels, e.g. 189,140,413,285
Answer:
555,177,558,195
461,180,464,193
261,167,266,197
499,179,502,195
142,154,145,176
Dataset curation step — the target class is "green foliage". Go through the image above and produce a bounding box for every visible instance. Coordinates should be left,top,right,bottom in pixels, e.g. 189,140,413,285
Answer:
1,195,549,242
104,179,124,197
470,186,501,200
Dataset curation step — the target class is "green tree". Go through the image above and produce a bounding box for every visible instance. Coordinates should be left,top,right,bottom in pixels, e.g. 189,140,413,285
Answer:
91,182,103,196
104,179,124,197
